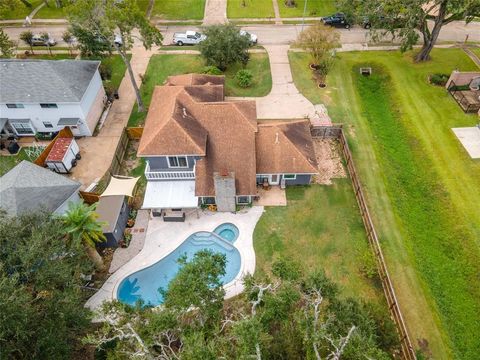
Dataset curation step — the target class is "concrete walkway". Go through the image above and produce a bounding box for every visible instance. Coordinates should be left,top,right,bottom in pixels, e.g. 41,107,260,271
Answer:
202,0,227,25
109,210,149,273
69,46,158,189
86,207,264,310
272,0,282,25
229,45,331,123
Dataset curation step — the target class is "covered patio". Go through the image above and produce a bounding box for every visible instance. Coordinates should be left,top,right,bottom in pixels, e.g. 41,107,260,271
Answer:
142,180,199,209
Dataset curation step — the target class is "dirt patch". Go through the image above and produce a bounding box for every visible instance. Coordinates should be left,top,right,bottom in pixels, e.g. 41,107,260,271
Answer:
312,138,347,185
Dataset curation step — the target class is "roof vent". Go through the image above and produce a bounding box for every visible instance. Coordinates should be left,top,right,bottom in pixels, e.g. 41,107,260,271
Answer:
275,132,279,144
182,107,187,117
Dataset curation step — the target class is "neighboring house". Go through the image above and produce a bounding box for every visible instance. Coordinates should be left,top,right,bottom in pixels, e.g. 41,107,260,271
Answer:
96,195,130,248
0,59,106,137
0,160,82,217
138,74,318,212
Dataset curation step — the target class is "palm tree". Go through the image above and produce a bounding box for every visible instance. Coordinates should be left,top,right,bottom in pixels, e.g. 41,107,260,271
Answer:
63,201,106,271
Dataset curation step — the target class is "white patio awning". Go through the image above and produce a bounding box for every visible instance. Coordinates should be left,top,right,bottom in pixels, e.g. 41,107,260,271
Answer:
142,180,199,209
101,176,140,197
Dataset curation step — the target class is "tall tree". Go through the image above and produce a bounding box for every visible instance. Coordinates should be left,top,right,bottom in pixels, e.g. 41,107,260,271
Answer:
0,28,16,58
339,0,480,61
67,0,163,112
19,30,34,54
199,24,251,71
62,201,106,271
0,211,92,359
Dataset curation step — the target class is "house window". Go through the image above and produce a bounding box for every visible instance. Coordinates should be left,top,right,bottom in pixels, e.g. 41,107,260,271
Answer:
10,121,34,135
168,156,188,168
283,174,297,180
237,196,250,204
40,103,58,108
43,121,53,128
202,197,216,205
6,104,24,109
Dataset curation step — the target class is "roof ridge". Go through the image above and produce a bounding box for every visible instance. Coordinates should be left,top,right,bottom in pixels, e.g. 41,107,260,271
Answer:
170,101,206,155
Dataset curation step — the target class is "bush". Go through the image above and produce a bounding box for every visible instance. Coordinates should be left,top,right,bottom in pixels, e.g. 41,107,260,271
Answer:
235,69,253,88
202,65,223,75
429,73,449,86
99,63,112,81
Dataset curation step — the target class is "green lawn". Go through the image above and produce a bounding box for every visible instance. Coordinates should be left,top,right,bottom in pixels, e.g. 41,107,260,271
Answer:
277,0,336,17
128,53,272,126
290,49,480,359
227,0,275,19
471,47,480,59
0,148,35,176
17,53,75,60
0,0,42,20
151,0,206,20
99,55,128,89
35,4,66,18
254,182,384,303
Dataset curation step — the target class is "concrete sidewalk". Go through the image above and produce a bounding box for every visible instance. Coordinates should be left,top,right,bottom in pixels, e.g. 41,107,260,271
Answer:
202,0,227,25
69,46,158,189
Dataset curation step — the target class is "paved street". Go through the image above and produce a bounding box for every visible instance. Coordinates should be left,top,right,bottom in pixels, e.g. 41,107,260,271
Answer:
4,21,480,48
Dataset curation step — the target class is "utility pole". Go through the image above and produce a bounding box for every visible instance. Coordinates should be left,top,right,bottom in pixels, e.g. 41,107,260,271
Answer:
301,0,308,32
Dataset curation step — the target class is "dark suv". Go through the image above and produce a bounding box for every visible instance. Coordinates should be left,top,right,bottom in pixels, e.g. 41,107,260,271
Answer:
322,13,371,29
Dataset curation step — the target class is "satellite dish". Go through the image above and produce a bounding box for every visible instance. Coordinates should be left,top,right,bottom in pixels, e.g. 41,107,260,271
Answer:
469,76,480,91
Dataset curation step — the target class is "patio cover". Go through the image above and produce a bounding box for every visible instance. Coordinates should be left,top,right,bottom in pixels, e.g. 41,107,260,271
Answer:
101,176,140,197
142,180,198,209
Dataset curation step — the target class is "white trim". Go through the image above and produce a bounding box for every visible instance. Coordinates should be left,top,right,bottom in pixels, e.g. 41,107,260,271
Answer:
283,174,297,180
9,119,35,136
269,174,280,185
167,155,189,168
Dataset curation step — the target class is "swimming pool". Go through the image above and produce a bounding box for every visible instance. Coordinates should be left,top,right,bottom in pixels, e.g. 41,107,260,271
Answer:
117,223,241,307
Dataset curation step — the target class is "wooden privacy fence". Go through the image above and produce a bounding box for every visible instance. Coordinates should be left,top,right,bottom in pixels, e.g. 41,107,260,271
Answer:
126,126,144,140
312,125,416,360
110,128,129,176
34,127,74,167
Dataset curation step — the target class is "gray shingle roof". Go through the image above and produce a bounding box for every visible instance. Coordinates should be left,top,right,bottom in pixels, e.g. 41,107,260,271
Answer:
0,161,81,216
0,59,101,103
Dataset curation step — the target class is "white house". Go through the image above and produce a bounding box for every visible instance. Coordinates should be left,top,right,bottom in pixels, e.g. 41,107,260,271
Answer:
0,59,106,137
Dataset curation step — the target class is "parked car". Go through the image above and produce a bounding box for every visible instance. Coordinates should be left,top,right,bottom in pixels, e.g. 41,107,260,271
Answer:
240,30,258,45
31,34,57,46
172,31,206,46
322,13,371,29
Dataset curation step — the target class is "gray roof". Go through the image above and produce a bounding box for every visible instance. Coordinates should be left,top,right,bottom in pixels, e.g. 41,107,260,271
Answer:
96,195,126,233
0,59,101,103
0,161,81,216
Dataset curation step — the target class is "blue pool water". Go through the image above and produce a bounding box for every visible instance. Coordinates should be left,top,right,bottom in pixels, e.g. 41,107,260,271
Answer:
117,223,241,307
213,223,239,243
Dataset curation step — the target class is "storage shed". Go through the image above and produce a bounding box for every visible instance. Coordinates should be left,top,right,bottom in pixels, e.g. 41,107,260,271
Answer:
96,195,129,248
45,137,80,173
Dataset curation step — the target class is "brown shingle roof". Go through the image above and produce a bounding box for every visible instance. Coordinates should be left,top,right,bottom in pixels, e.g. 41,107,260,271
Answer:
256,120,318,174
166,74,225,86
137,86,208,156
192,101,257,196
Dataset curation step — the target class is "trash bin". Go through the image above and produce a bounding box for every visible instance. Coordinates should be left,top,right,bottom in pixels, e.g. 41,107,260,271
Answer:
7,141,20,154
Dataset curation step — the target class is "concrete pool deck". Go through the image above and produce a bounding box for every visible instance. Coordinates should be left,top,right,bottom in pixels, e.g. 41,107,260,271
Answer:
86,206,264,310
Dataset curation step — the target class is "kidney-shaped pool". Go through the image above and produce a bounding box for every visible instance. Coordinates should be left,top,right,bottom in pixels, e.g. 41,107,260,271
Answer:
117,223,241,306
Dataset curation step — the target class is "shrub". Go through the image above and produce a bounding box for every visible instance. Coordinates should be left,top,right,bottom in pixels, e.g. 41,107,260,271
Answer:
235,69,253,88
99,63,112,81
429,73,449,86
202,65,223,75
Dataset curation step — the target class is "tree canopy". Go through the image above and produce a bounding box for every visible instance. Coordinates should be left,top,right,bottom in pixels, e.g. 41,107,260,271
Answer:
67,0,163,111
0,211,92,359
199,24,251,71
338,0,480,61
0,28,15,58
87,255,399,359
